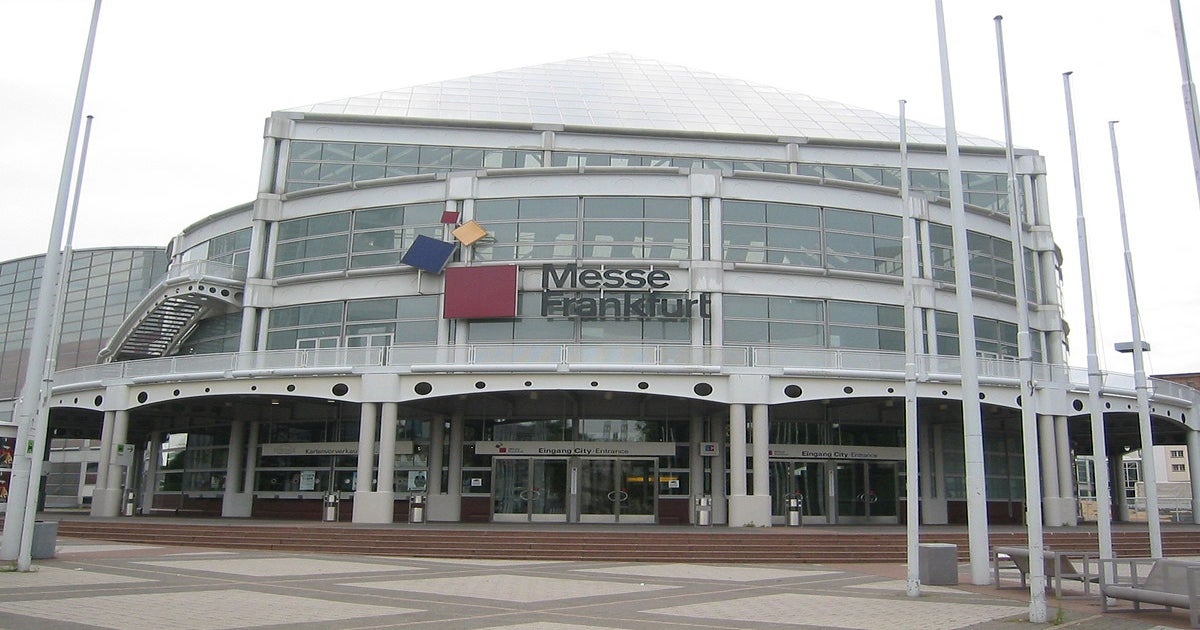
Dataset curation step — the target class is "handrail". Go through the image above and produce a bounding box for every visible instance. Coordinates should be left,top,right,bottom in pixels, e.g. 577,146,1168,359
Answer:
50,344,1200,410
163,259,247,283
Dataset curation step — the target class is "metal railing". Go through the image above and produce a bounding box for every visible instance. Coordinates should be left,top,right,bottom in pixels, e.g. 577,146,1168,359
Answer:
163,259,247,283
50,344,1200,410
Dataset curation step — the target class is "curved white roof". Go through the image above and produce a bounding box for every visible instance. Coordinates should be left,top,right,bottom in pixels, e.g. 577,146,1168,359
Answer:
285,53,1002,148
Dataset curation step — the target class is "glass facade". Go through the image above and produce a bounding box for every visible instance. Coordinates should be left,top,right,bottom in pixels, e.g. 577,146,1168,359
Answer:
0,248,167,399
274,203,445,278
473,197,690,262
265,296,439,350
180,228,252,269
284,141,1009,216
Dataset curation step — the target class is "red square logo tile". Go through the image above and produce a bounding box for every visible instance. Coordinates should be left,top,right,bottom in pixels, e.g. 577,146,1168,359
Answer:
444,265,518,319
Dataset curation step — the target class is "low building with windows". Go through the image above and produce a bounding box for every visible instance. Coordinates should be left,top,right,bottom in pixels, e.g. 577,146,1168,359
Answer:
3,54,1198,529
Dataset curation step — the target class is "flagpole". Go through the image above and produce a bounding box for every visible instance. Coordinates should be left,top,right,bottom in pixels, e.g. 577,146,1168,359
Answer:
1108,121,1162,558
0,0,103,568
1063,72,1115,571
1170,0,1200,206
899,99,921,599
934,0,990,584
995,16,1046,622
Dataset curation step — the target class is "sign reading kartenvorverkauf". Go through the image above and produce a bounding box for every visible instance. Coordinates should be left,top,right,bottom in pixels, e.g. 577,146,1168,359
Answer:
476,441,676,457
261,441,415,457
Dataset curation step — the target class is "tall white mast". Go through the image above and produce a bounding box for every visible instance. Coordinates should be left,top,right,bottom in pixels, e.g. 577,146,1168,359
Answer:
899,99,921,599
0,0,103,569
995,16,1046,622
1170,0,1200,206
1063,72,1115,567
1108,121,1162,558
934,0,990,584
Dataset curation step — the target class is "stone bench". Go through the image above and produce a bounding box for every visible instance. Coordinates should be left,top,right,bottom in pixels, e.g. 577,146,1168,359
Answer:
1100,558,1200,628
991,546,1097,598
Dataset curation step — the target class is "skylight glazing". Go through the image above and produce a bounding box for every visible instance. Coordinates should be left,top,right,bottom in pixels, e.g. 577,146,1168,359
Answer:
285,53,1002,148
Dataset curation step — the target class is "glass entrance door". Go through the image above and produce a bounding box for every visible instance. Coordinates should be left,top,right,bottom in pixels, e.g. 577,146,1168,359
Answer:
491,458,568,522
578,458,657,523
834,461,898,524
770,461,827,524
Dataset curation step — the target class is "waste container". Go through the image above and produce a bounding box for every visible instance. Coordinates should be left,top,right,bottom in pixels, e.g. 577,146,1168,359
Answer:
32,521,57,559
694,495,712,526
409,494,426,523
787,496,803,526
124,490,136,517
322,493,340,522
919,543,959,585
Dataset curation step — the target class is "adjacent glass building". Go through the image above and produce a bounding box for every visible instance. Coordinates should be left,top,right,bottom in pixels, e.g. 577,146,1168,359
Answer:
5,54,1198,530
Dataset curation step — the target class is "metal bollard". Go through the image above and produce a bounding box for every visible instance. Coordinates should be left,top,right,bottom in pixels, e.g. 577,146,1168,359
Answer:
409,494,426,523
694,495,712,526
323,493,339,522
787,496,802,526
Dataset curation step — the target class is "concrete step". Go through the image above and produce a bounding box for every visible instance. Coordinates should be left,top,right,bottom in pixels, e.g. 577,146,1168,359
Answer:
42,519,1200,563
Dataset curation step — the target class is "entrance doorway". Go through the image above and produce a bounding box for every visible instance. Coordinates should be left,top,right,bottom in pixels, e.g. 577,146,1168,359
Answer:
770,460,899,524
835,461,898,524
491,457,658,523
492,458,568,522
577,458,657,523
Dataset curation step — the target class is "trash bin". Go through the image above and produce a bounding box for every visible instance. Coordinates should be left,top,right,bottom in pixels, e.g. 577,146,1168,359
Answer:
124,490,136,517
32,521,58,559
322,493,340,522
919,543,959,585
409,494,425,523
787,496,803,526
694,495,712,526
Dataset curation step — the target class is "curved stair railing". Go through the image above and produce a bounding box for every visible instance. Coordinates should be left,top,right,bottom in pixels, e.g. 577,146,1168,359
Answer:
98,260,246,362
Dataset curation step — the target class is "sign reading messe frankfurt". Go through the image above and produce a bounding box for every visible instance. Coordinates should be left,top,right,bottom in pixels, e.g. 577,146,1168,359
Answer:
443,264,711,320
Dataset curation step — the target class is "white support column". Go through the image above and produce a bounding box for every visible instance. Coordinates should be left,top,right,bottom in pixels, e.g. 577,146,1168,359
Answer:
221,419,252,517
919,421,949,524
729,405,747,497
93,410,128,517
377,403,398,496
1038,415,1063,526
375,402,398,522
751,404,769,497
428,415,445,496
1188,429,1200,524
709,415,727,525
432,409,464,522
242,421,259,495
353,402,390,523
727,403,768,526
1113,452,1130,522
1055,416,1078,525
689,414,704,524
140,432,160,515
90,411,116,518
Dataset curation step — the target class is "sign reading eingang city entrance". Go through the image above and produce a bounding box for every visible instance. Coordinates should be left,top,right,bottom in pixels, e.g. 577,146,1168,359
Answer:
540,263,711,319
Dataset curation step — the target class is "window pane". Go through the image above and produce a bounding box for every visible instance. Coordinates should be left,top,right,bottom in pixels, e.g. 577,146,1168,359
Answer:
766,204,819,227
723,201,765,223
519,198,576,219
584,197,642,218
347,299,398,321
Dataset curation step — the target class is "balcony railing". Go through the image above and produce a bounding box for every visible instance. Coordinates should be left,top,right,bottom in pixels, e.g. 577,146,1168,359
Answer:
49,344,1200,409
163,259,247,283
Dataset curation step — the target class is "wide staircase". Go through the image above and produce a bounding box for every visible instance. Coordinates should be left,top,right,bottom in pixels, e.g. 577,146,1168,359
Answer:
48,519,1200,563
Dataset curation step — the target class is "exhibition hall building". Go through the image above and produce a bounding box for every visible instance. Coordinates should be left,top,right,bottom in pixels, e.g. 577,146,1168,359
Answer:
1,54,1197,529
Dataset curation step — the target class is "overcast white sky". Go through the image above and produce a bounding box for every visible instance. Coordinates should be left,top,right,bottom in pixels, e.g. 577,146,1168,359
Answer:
0,0,1197,376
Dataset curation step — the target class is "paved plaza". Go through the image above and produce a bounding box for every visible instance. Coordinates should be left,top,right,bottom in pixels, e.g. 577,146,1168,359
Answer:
0,537,1192,630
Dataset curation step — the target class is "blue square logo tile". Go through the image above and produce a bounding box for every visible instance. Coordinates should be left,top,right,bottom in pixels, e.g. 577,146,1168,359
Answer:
401,235,457,273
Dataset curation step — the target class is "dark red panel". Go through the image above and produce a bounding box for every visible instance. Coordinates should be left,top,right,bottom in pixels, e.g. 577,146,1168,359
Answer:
444,265,518,319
